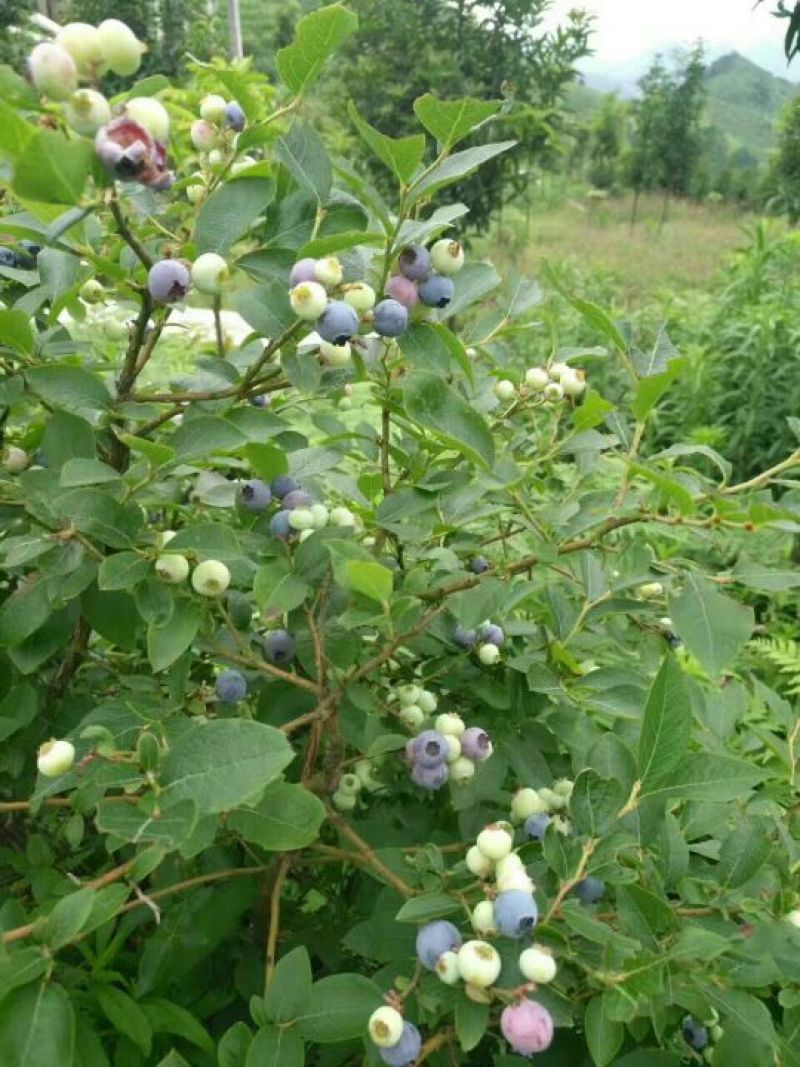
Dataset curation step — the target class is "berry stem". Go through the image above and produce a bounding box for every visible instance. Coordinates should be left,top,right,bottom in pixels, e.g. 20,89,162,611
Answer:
325,806,416,898
108,189,153,269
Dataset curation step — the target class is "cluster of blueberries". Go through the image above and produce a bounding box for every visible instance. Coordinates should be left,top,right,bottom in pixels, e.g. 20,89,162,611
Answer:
236,472,357,542
454,617,505,666
331,759,386,812
403,707,492,790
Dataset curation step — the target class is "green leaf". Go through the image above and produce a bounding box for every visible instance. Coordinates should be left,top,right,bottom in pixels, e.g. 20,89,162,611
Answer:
264,946,313,1023
295,973,382,1043
0,578,51,647
147,603,202,673
34,887,94,950
98,552,150,591
639,753,767,802
13,131,94,205
567,296,628,354
0,949,48,1008
245,1026,304,1067
171,416,248,459
716,821,772,889
159,720,294,815
0,684,37,743
244,443,287,481
730,560,800,591
698,987,777,1050
94,984,152,1056
631,359,685,421
455,994,489,1052
570,770,626,837
166,522,241,562
344,560,393,604
444,262,502,318
228,782,325,851
638,656,691,790
42,411,96,468
26,366,110,420
194,177,274,254
229,285,296,340
0,981,76,1067
0,309,35,356
669,573,754,676
218,1022,253,1067
59,458,120,487
347,101,425,185
408,140,517,202
403,371,494,469
276,4,359,96
253,561,310,613
395,894,461,923
96,799,198,850
414,94,503,149
0,100,35,162
585,995,624,1067
141,998,214,1056
276,122,331,204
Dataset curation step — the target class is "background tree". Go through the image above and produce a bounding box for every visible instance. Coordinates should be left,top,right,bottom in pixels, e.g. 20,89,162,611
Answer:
0,0,35,67
586,93,626,191
765,94,800,222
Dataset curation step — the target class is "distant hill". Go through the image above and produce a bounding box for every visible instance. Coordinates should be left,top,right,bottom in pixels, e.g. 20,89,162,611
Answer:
566,52,798,162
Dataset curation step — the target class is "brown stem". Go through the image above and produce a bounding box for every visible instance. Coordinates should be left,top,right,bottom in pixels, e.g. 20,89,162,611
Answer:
239,321,302,394
109,192,153,269
213,296,225,358
265,855,291,986
0,795,139,814
325,807,415,898
414,1028,455,1065
132,376,289,404
212,644,319,695
47,616,91,702
542,838,597,925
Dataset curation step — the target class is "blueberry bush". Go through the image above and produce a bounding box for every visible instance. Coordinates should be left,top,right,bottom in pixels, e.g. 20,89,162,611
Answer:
1,7,800,1067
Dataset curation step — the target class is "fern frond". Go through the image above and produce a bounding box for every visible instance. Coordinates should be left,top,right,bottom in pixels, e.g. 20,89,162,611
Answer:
750,636,800,693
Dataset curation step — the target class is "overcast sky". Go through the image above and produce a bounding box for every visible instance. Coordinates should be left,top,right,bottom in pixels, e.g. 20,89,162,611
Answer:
541,0,793,79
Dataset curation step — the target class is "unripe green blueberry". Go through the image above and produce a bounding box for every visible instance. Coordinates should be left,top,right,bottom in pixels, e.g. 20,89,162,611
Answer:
191,559,230,596
511,787,548,823
477,823,514,861
478,642,501,666
710,1026,724,1043
310,503,329,529
97,19,146,76
450,756,475,783
3,446,29,474
538,787,566,811
553,778,574,798
207,148,225,167
525,367,549,392
319,340,352,366
457,940,501,988
290,281,328,321
200,94,227,124
28,43,78,101
314,256,343,288
80,278,105,304
338,773,362,796
395,684,421,707
561,369,587,398
342,281,376,311
191,252,229,295
639,581,663,599
415,689,437,714
399,704,425,729
329,506,356,527
444,735,461,763
191,119,218,152
435,950,461,986
497,867,535,893
158,530,177,548
549,362,569,381
37,739,75,778
56,23,105,75
125,97,170,143
332,790,356,812
519,945,557,984
354,759,383,793
465,844,493,878
289,507,314,531
186,177,205,204
494,379,516,402
543,382,564,403
471,900,497,936
368,1005,404,1048
430,238,465,275
65,88,111,137
495,853,525,880
435,712,465,737
154,553,189,584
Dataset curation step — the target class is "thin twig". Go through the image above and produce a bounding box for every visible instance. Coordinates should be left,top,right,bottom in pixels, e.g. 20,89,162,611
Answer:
265,855,291,986
325,807,416,898
108,192,153,269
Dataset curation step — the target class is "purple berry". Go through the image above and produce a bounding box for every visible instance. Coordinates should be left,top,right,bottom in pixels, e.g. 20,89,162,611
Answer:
470,556,490,574
215,669,247,703
418,273,454,308
574,877,605,904
147,259,190,303
249,394,268,407
501,1000,554,1057
494,890,538,939
270,510,292,540
238,478,272,511
271,474,300,499
525,814,551,842
479,622,504,647
317,301,359,346
379,1022,422,1066
460,727,492,761
454,625,478,649
411,730,448,768
289,258,318,287
225,101,245,131
282,489,313,510
398,244,431,281
385,274,418,308
682,1016,709,1052
373,298,409,337
263,629,295,665
415,921,462,970
411,761,449,791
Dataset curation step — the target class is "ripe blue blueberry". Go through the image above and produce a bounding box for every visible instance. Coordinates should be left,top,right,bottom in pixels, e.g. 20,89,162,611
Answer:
682,1016,708,1051
574,877,605,904
418,272,454,308
398,244,431,281
411,730,448,768
454,625,478,648
147,259,190,303
238,478,272,511
373,299,409,337
479,622,504,647
379,1022,422,1066
416,920,463,970
289,258,317,287
525,813,551,842
225,100,245,131
460,727,492,761
249,394,267,407
215,669,247,703
470,556,490,574
263,629,296,665
271,474,300,499
270,510,292,540
317,300,359,346
411,761,450,790
494,890,538,939
282,489,313,510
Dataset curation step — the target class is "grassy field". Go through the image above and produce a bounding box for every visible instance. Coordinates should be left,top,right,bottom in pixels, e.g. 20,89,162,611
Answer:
477,187,758,304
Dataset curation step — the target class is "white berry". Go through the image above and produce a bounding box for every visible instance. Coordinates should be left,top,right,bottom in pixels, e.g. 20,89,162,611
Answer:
191,252,229,295
3,446,29,474
399,704,425,729
457,940,501,987
430,238,465,275
191,559,231,597
342,281,376,311
155,554,189,584
395,684,421,706
543,382,564,403
494,380,516,402
525,367,549,392
368,1005,404,1048
444,735,462,763
97,19,146,76
561,369,586,397
125,97,170,143
329,506,356,527
519,945,557,984
200,94,227,124
417,690,438,714
37,739,75,778
511,788,547,823
478,643,501,666
314,256,344,288
465,845,493,878
450,756,475,783
319,340,352,366
290,282,328,321
476,823,514,861
471,900,497,936
435,949,461,985
549,362,569,381
435,712,464,736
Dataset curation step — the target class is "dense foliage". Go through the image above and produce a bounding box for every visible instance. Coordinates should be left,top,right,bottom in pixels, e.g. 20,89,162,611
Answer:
1,6,800,1067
